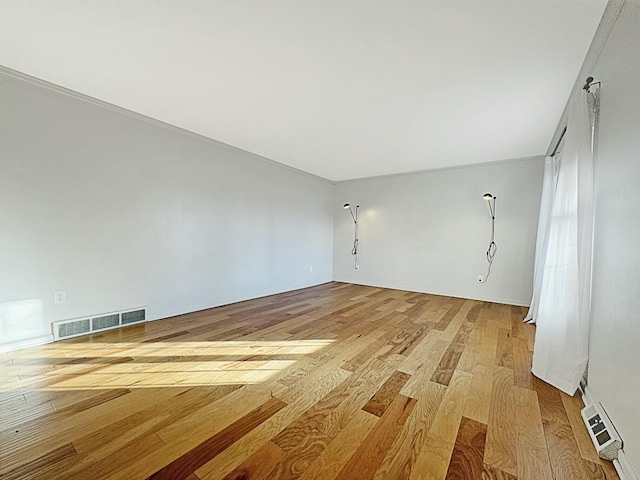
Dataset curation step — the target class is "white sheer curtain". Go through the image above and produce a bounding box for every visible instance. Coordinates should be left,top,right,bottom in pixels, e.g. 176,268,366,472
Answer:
529,90,596,395
524,155,559,324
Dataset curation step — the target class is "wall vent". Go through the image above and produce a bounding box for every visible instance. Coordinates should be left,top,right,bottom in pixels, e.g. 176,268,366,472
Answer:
92,314,119,331
122,309,145,325
58,319,90,339
579,384,624,463
581,404,621,460
52,307,146,341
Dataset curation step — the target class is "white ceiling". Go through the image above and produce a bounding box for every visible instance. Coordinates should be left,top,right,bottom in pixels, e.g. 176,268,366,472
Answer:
0,1,607,181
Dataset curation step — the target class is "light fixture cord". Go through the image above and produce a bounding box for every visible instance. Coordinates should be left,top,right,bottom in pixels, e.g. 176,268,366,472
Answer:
352,210,359,269
486,198,497,279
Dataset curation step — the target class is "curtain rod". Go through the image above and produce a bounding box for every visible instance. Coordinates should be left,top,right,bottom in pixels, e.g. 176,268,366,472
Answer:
551,77,599,157
551,126,566,157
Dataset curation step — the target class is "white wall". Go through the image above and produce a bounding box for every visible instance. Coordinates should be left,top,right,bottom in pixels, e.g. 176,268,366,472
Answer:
585,1,640,473
0,70,333,352
333,158,543,305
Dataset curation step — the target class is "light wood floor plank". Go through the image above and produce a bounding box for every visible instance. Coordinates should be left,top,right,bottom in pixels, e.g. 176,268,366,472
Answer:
560,392,604,465
514,386,554,480
220,441,284,480
334,394,417,480
372,380,446,480
463,362,494,425
484,366,518,476
298,409,379,480
409,370,473,480
445,416,489,480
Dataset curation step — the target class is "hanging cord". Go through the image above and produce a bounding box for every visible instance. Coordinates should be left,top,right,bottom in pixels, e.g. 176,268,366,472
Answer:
485,197,497,280
350,208,359,269
344,204,360,269
352,225,359,268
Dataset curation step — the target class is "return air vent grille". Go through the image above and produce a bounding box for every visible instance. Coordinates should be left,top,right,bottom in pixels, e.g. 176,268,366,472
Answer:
122,309,145,325
52,307,147,341
58,319,90,338
92,314,119,330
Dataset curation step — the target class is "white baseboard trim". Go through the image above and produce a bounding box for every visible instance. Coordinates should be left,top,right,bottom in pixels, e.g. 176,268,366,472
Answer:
615,451,640,480
332,278,530,306
0,334,54,354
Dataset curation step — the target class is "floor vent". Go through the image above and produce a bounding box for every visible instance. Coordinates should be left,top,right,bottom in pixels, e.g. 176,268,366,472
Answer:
578,384,639,480
581,403,621,460
53,308,146,341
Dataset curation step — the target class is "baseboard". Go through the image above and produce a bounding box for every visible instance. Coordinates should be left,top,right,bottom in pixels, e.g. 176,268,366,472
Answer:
148,280,334,322
615,451,640,480
0,334,54,354
332,278,530,307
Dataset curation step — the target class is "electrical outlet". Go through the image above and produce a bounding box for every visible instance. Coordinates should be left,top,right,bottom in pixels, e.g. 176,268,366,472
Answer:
477,275,486,283
54,290,66,304
355,264,360,270
309,266,313,272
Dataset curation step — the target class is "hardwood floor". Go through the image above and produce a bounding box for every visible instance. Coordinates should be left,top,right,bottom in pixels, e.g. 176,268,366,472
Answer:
0,282,619,480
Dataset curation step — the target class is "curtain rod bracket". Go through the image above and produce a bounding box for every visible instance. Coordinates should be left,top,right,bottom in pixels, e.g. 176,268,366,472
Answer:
583,76,601,92
551,77,600,157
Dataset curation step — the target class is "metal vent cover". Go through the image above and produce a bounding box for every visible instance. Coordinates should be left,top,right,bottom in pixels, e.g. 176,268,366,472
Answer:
92,314,119,330
58,319,90,338
122,309,145,325
52,307,146,341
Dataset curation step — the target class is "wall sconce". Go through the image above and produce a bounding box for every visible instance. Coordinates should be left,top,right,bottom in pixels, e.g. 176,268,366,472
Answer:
482,193,497,281
344,203,359,270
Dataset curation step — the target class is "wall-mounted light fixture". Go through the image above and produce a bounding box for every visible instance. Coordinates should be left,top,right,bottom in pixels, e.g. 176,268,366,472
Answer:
483,193,497,281
344,203,359,270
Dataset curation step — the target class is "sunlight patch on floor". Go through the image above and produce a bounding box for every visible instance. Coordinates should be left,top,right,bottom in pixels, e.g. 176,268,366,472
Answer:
6,339,334,359
1,339,334,391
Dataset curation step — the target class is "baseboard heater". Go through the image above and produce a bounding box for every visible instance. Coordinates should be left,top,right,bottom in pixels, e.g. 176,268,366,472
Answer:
52,307,146,341
579,383,639,480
